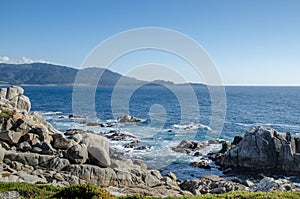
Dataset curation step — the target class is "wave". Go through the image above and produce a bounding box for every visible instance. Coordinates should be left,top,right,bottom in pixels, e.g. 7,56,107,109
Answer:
173,123,212,131
41,111,63,115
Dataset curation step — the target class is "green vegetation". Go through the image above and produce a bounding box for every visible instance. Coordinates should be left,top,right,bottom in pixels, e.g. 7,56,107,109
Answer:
0,108,14,119
0,182,112,199
53,184,113,199
119,191,300,199
0,182,300,199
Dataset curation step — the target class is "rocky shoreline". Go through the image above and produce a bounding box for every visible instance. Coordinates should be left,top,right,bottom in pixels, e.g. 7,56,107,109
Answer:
1,86,300,197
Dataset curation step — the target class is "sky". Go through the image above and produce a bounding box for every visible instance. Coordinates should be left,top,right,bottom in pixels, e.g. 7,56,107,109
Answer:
1,0,300,85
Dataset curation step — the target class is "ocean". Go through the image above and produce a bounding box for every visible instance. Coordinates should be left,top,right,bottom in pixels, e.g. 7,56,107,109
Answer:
17,85,300,180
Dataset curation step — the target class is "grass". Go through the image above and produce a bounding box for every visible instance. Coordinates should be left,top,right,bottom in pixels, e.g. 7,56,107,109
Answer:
0,182,300,199
0,182,112,199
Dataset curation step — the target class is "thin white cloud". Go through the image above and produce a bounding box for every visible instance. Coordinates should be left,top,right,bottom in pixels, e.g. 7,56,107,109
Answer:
0,55,54,65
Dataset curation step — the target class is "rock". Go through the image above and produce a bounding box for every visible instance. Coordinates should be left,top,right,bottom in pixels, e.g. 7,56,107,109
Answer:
87,145,111,167
69,133,82,143
208,140,219,144
181,174,246,195
8,161,23,171
37,142,56,155
173,140,207,154
2,86,31,112
223,168,233,174
216,127,300,173
118,114,142,123
66,144,88,164
0,131,23,145
232,135,243,146
0,141,10,150
65,164,117,186
193,152,202,156
0,145,5,163
16,95,31,112
192,161,211,169
81,132,111,167
49,157,70,171
17,141,32,152
4,151,54,167
210,187,226,194
166,172,177,181
124,140,141,148
53,135,76,150
22,133,40,146
0,191,20,199
104,130,136,141
17,171,47,184
242,179,255,187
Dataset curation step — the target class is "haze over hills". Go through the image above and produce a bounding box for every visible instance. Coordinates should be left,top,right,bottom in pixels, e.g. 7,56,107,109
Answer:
0,63,204,86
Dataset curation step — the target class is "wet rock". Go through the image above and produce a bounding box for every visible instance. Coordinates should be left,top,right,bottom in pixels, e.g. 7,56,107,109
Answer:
104,130,135,141
232,135,243,146
192,161,211,169
124,140,141,148
223,168,233,174
173,140,207,154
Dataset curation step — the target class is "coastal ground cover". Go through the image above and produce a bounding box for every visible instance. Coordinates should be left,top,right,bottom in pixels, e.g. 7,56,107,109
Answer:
1,182,300,199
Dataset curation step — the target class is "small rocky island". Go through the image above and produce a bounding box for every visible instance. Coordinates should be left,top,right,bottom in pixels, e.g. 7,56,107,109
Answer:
0,86,300,197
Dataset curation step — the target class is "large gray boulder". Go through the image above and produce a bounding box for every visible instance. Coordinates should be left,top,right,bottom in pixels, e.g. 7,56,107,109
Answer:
216,126,300,173
81,132,111,167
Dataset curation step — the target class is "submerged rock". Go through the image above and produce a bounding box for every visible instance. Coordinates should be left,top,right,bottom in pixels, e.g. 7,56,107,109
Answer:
118,114,142,123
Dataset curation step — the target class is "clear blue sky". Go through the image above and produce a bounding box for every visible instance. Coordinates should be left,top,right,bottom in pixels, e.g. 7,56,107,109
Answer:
1,0,300,85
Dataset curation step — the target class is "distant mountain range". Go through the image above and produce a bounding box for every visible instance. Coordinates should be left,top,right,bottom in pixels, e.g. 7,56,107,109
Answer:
0,63,204,86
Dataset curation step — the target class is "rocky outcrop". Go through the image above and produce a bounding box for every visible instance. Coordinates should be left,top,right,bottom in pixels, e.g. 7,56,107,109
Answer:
0,86,31,112
173,140,210,154
117,114,142,123
215,126,300,173
0,86,187,197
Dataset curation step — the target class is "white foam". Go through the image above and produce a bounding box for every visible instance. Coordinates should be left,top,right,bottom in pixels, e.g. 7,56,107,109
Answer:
42,111,63,115
173,123,212,131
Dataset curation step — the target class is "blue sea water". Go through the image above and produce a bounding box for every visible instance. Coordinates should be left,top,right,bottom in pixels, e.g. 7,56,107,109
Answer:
16,86,300,180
